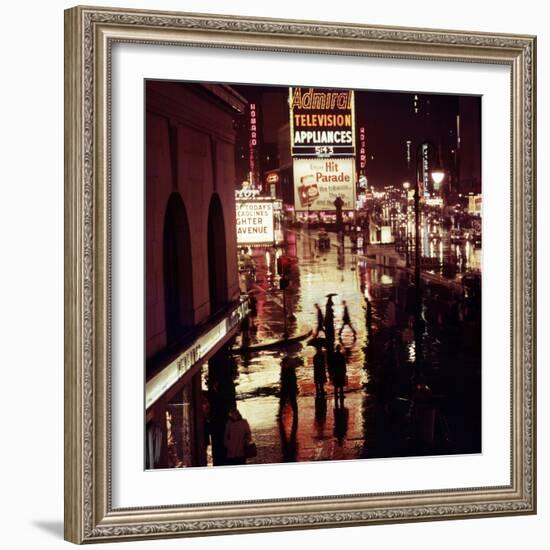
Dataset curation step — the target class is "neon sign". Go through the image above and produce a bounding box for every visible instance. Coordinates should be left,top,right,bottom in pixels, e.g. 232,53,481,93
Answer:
289,87,355,157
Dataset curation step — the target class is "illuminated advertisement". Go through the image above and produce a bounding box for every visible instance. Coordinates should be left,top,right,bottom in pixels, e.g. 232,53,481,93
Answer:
293,158,355,211
249,102,259,187
236,199,275,244
289,87,355,157
359,126,367,173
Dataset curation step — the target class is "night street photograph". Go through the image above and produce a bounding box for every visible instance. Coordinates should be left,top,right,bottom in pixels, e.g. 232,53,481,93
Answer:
144,80,482,469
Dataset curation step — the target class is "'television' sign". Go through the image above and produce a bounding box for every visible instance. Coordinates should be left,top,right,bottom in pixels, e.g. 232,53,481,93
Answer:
290,87,355,157
293,158,356,211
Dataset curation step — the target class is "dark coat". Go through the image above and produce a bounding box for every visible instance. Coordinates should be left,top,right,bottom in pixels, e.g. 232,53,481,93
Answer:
331,351,347,387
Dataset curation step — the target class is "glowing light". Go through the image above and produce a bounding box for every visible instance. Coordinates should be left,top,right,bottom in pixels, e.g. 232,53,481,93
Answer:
363,284,372,302
145,301,247,410
431,170,445,185
407,343,416,362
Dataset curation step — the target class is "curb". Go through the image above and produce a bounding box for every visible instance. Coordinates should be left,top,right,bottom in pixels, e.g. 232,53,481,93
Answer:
233,330,312,353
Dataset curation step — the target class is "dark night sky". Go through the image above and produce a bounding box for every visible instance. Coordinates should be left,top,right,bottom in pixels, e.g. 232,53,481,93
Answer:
232,84,481,193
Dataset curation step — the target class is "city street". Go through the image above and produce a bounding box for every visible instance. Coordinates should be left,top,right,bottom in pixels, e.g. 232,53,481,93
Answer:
145,82,483,471
217,227,481,466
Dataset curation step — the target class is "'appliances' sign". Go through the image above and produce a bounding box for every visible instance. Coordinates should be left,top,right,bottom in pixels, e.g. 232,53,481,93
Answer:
293,158,355,211
290,87,355,157
236,200,275,244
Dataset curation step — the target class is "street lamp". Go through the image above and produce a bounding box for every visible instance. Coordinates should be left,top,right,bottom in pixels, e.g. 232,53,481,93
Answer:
413,141,444,373
431,169,445,186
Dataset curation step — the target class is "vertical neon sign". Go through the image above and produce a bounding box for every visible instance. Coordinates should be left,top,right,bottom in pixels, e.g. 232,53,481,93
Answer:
249,103,257,188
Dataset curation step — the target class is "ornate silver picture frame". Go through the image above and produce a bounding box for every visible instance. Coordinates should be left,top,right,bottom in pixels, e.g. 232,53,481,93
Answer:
64,5,536,544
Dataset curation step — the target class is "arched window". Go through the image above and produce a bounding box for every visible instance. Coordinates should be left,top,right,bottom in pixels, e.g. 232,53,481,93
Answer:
163,193,193,345
207,194,228,315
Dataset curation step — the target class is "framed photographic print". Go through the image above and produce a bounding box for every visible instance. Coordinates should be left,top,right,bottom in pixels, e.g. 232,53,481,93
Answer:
64,5,537,544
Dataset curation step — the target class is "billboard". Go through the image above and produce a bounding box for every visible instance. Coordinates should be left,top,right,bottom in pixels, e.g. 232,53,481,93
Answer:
293,158,356,211
236,199,275,244
290,87,355,157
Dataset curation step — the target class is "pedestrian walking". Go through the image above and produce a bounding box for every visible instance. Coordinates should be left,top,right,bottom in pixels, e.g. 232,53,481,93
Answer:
313,346,327,395
240,315,250,346
331,344,347,407
338,300,357,339
224,407,253,466
314,303,324,337
248,293,257,317
325,295,335,343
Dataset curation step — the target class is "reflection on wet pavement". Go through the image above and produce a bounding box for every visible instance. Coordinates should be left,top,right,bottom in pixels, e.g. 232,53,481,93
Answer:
226,229,481,466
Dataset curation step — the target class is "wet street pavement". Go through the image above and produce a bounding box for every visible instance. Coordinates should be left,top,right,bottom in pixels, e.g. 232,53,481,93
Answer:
210,228,481,466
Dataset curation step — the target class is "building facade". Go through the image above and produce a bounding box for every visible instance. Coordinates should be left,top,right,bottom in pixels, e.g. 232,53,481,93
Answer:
145,81,247,468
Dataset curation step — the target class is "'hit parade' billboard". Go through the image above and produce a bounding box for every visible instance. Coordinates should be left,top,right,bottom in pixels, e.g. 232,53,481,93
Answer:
293,158,355,212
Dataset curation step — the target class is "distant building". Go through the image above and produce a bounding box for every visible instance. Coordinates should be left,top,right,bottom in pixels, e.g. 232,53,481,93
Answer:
277,121,294,206
468,193,483,215
457,96,482,195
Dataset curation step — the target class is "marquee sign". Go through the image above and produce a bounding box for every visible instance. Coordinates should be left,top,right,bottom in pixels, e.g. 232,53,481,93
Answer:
146,300,247,411
235,199,275,244
289,87,355,157
235,188,261,200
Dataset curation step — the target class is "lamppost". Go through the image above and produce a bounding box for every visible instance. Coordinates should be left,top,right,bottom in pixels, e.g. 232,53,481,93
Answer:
403,181,411,267
413,142,444,373
334,195,344,238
